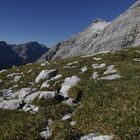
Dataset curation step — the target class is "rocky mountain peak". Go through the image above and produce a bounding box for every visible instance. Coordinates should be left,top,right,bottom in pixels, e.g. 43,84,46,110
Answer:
83,18,109,34
38,0,140,61
92,18,106,23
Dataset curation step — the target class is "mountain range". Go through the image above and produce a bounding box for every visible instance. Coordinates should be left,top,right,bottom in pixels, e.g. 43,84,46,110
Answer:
0,1,140,139
0,41,48,69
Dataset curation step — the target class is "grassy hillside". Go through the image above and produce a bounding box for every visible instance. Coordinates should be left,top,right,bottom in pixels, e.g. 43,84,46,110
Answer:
0,47,140,140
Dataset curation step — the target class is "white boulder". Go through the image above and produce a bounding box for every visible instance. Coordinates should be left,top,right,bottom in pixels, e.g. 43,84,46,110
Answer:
0,99,22,110
41,74,62,89
67,61,79,66
91,72,98,79
27,69,33,73
133,59,140,62
41,81,50,89
99,74,122,80
23,104,39,114
61,114,72,121
50,74,62,81
136,50,140,54
103,65,117,75
7,73,20,77
0,69,7,74
24,92,40,103
93,57,102,61
38,91,56,100
5,88,33,100
92,64,106,69
40,119,53,140
17,88,34,99
70,121,76,126
80,133,113,140
24,91,56,103
63,65,77,69
81,66,87,73
35,69,57,83
59,76,80,98
39,127,52,140
14,76,22,82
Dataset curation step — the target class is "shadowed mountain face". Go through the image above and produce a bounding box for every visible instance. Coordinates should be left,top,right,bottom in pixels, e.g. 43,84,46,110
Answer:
38,0,140,62
0,41,22,69
0,41,48,70
12,41,49,63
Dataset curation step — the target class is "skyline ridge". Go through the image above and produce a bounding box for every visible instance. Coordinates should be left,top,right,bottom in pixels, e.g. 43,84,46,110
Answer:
0,0,137,47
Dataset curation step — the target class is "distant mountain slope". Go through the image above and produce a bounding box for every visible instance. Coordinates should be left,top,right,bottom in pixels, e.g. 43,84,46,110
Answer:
0,41,48,70
0,41,22,69
38,0,140,61
38,19,109,62
12,41,49,63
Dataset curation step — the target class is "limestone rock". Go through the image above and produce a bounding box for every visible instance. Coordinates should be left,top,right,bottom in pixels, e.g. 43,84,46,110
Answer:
61,114,72,121
81,66,87,73
5,88,34,100
59,76,80,98
14,75,22,82
38,91,56,100
7,73,20,77
80,133,113,140
70,121,76,126
0,69,7,74
41,74,62,89
0,99,22,110
99,74,122,80
91,72,98,79
103,65,117,75
35,69,57,83
92,64,106,69
23,104,39,114
24,92,40,103
67,61,79,66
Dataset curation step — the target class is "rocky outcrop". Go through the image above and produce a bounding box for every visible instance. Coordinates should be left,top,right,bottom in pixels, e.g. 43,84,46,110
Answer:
38,0,140,61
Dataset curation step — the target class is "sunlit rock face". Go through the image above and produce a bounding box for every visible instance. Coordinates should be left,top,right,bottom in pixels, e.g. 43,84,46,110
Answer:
39,1,140,61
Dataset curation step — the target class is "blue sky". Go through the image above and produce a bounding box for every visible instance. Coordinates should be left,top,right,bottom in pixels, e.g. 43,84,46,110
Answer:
0,0,137,47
